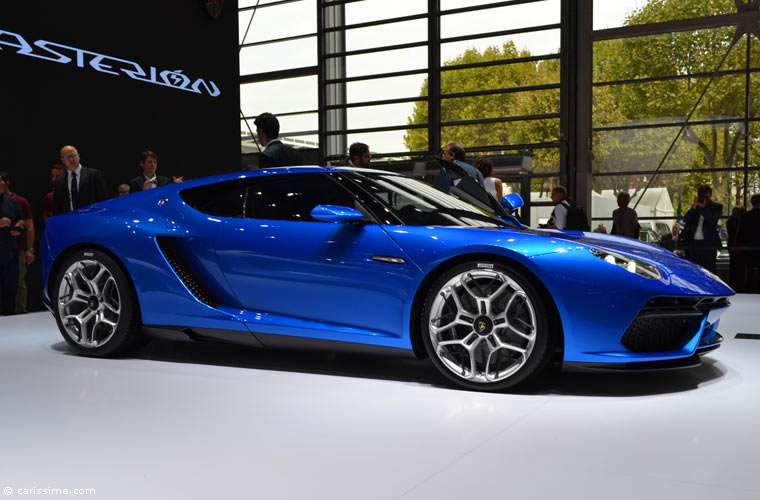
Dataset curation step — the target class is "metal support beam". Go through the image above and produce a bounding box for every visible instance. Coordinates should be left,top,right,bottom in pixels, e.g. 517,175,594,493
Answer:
570,0,593,212
428,0,441,154
318,1,347,163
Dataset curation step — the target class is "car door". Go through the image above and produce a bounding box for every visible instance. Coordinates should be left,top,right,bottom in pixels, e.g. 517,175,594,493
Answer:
213,172,421,340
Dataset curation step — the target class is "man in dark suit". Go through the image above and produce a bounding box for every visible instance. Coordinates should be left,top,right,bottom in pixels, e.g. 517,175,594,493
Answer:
736,193,760,292
254,112,301,168
128,150,182,193
53,145,108,215
683,184,723,273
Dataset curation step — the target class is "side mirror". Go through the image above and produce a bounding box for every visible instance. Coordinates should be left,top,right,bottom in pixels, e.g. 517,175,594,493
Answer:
501,193,524,211
311,204,365,223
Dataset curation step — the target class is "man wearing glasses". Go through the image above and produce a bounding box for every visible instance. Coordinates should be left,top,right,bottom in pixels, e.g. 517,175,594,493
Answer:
53,145,108,215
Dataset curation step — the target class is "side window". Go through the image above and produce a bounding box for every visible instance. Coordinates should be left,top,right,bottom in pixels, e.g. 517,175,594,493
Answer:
245,173,364,222
180,179,247,218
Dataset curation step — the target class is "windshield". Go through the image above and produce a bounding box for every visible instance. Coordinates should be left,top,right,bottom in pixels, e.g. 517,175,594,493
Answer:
346,171,518,228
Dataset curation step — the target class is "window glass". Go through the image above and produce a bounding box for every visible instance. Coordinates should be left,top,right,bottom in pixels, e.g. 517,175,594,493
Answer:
347,130,423,155
441,1,560,39
441,90,559,121
441,30,561,63
241,76,318,116
593,27,744,84
345,0,427,25
240,37,317,74
441,118,560,148
181,180,248,218
593,0,737,31
348,102,426,130
246,173,361,221
239,0,316,44
240,0,288,7
592,122,745,175
345,19,427,52
345,46,428,78
441,0,546,9
442,62,560,94
592,74,746,128
347,74,427,103
345,172,514,227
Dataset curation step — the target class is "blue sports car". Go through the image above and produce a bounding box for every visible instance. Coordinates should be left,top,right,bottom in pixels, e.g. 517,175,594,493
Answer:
41,167,733,391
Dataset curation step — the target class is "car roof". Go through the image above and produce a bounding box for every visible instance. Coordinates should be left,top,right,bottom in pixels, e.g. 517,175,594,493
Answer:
173,166,398,190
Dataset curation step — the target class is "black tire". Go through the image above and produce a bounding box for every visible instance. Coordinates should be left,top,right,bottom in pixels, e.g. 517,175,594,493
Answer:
421,260,557,391
52,248,143,357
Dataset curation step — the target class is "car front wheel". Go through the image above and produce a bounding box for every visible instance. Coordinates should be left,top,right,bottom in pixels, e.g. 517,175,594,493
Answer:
422,261,557,391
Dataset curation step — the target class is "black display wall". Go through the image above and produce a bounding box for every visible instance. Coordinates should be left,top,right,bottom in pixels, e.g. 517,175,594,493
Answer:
0,1,240,311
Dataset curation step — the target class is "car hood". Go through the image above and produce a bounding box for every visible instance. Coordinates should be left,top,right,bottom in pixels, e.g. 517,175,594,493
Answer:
523,228,672,258
516,228,733,295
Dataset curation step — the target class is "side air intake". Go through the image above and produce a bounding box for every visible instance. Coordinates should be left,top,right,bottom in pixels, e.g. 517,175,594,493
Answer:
155,236,218,308
621,297,730,352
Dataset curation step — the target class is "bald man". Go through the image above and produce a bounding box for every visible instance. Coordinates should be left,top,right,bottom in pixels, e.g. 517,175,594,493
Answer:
53,145,108,215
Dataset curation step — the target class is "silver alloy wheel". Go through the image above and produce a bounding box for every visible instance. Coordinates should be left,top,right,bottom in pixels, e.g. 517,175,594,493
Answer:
428,268,537,383
57,260,121,348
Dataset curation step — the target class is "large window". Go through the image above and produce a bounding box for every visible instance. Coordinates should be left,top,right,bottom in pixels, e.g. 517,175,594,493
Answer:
590,0,760,237
237,1,760,237
239,0,319,155
238,1,565,217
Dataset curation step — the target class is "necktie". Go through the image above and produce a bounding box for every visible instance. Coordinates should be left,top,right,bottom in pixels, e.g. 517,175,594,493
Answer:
71,171,79,209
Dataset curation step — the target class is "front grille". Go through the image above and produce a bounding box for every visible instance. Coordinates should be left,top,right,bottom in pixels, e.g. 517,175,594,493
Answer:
621,297,730,353
156,236,218,308
635,297,730,316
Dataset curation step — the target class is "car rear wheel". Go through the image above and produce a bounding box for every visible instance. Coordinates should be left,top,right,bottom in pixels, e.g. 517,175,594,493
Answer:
52,248,143,357
421,261,556,391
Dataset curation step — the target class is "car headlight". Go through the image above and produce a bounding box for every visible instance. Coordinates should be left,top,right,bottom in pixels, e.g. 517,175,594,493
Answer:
589,248,662,280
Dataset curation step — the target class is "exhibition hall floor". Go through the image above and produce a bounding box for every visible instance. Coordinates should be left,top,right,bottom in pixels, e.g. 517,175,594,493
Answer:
1,295,759,500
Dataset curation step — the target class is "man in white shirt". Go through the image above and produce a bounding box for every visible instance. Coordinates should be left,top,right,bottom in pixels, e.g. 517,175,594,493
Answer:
548,186,569,229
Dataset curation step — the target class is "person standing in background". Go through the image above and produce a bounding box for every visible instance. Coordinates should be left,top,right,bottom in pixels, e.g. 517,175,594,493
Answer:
254,112,302,168
473,156,503,201
348,142,371,168
0,172,34,313
726,205,746,292
128,150,181,193
683,184,723,273
548,186,569,230
611,191,639,239
0,179,24,316
53,145,108,215
441,143,485,188
43,164,64,222
736,194,760,292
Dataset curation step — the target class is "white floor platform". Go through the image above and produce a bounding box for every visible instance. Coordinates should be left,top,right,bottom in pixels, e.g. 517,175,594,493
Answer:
1,295,759,500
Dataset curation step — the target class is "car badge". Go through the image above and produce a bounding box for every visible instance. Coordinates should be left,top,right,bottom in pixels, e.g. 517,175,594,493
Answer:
203,0,224,19
478,321,486,332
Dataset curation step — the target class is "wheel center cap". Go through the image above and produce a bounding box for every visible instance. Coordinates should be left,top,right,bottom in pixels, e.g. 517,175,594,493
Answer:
88,296,100,310
473,316,493,336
